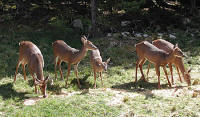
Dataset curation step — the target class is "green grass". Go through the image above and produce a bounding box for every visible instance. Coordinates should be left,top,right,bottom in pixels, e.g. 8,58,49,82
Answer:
1,25,200,117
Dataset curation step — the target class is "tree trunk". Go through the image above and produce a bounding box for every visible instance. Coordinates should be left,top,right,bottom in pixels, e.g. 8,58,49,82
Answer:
91,0,97,37
190,0,196,15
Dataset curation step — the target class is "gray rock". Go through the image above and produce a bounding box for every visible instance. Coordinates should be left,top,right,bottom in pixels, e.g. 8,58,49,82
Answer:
113,33,122,38
73,19,83,30
169,34,176,39
121,32,130,37
143,34,148,38
135,33,142,38
121,21,131,27
107,33,112,37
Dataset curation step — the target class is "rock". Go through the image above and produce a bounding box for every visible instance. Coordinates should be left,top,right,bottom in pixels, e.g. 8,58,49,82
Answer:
121,21,131,27
143,34,148,38
73,19,83,30
121,32,130,37
135,33,142,37
192,92,198,98
113,33,122,38
107,33,112,37
193,79,199,85
169,34,176,39
157,33,163,36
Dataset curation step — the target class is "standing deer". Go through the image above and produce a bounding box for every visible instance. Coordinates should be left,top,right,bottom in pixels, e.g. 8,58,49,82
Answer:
135,41,185,89
146,39,191,86
90,49,110,88
14,41,49,98
52,36,97,88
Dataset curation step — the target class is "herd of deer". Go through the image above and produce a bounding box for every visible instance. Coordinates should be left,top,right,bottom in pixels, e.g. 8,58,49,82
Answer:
13,36,191,98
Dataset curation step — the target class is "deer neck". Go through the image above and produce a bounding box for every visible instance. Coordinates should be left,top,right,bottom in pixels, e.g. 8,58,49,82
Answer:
176,58,186,75
165,51,176,64
73,46,88,63
35,61,44,81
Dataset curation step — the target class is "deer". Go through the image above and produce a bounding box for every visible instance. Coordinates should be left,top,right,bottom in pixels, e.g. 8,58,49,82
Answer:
135,41,185,89
52,36,97,88
90,49,110,88
14,41,49,98
146,39,191,86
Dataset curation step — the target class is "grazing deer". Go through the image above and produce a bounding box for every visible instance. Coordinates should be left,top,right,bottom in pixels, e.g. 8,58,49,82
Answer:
90,49,110,88
135,41,185,89
146,39,191,86
52,36,97,88
14,41,49,98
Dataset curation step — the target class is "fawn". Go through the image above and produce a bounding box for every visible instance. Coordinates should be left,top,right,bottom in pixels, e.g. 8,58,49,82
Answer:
90,49,110,88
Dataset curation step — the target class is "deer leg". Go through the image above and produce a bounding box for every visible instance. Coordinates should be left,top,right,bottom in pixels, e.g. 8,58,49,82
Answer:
74,64,81,88
176,66,182,83
65,64,71,88
146,63,151,81
54,56,58,80
14,61,21,83
135,59,139,82
139,59,147,82
93,69,97,88
155,64,161,89
163,66,172,88
22,64,27,81
58,59,63,80
168,63,174,85
100,71,103,86
29,70,38,94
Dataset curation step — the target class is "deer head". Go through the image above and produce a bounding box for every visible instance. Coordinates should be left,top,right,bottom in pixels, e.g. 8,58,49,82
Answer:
101,58,110,72
183,68,191,86
173,44,186,58
81,36,97,50
35,76,49,98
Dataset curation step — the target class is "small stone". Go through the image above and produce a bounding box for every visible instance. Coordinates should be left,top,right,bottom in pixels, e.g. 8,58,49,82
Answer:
121,21,131,27
169,34,176,39
107,33,112,37
143,34,148,38
135,33,142,37
192,92,198,98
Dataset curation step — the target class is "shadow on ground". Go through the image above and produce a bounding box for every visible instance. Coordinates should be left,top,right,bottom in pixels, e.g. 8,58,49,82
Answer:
0,83,29,101
111,79,170,91
71,74,93,89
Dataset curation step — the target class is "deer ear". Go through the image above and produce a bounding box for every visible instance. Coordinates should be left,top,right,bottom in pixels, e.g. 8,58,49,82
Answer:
81,36,87,44
188,68,192,73
175,43,178,48
35,79,43,86
44,76,49,84
106,58,110,63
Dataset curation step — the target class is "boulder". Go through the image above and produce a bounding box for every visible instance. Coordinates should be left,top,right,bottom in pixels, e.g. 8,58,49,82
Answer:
73,19,83,30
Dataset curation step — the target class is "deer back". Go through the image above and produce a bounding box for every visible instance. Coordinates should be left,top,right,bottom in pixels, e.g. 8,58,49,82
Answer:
152,39,175,53
19,41,44,80
135,41,168,63
52,40,78,62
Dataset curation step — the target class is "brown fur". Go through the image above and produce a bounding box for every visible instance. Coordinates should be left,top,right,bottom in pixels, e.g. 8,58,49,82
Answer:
146,39,191,86
90,49,110,88
14,41,48,98
52,36,97,88
135,41,185,89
